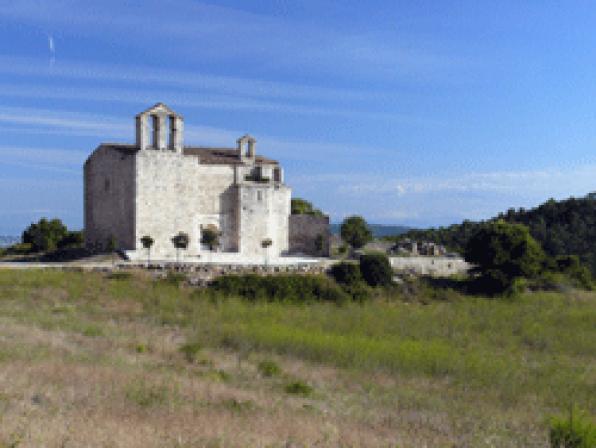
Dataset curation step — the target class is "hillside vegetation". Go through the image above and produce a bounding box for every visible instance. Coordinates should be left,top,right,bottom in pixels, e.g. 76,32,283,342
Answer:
394,193,596,273
0,269,594,447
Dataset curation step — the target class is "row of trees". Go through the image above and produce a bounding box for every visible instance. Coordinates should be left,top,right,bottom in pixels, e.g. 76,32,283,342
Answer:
138,229,273,264
393,192,596,274
21,218,83,252
337,213,592,295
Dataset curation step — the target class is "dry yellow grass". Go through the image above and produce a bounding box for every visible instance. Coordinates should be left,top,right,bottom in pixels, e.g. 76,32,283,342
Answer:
0,269,591,446
0,319,456,447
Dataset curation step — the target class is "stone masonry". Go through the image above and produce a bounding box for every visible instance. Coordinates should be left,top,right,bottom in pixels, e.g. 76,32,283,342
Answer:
288,214,331,257
84,103,291,261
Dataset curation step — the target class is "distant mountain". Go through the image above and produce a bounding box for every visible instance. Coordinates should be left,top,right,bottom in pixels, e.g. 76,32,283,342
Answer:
0,236,19,248
330,224,411,238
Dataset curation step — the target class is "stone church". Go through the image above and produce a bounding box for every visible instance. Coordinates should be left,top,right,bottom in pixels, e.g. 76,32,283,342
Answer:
84,103,291,261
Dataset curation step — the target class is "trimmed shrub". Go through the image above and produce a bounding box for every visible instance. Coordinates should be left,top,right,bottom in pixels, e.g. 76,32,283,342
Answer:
359,253,393,287
208,274,349,303
329,262,362,285
258,360,281,377
179,342,202,363
285,381,313,396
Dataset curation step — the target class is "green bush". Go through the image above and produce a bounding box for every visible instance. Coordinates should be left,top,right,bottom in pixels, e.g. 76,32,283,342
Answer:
342,281,373,302
163,271,187,286
285,381,313,396
6,242,33,255
208,274,349,303
465,221,544,294
553,255,593,290
329,262,362,285
340,216,372,250
549,407,596,448
179,342,202,363
107,271,133,281
22,218,68,252
58,230,84,249
291,198,323,216
359,253,393,287
258,360,281,377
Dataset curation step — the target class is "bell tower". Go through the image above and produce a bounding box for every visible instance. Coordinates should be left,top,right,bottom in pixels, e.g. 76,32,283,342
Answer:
135,103,184,152
237,134,256,163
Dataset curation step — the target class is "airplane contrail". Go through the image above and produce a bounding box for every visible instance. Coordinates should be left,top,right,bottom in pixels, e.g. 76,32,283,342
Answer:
48,35,55,54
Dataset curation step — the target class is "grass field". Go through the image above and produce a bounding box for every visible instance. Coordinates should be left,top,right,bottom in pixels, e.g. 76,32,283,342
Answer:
0,269,594,447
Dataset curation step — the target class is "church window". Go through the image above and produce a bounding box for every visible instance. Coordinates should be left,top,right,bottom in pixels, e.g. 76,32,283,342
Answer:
168,116,175,150
104,178,110,192
151,115,159,148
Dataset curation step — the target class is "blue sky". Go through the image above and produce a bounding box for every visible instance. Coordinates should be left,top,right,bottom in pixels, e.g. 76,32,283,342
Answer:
1,1,596,234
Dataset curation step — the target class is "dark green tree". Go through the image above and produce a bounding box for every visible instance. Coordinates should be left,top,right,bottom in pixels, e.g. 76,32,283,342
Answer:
59,230,84,249
340,216,372,251
329,262,362,286
140,235,154,264
171,232,189,264
291,198,323,216
359,253,393,287
22,218,68,252
465,221,544,293
201,226,220,251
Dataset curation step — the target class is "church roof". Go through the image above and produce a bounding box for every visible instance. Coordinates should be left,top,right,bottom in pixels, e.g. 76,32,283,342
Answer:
184,147,279,165
95,144,278,165
135,102,181,118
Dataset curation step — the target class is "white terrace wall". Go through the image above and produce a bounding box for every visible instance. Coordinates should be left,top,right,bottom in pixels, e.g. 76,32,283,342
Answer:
389,256,470,277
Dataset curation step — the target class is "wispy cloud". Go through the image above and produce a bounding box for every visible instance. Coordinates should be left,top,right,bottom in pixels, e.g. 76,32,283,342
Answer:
0,1,469,81
0,105,391,163
290,165,596,225
0,55,388,103
0,81,440,125
0,146,86,174
0,106,129,138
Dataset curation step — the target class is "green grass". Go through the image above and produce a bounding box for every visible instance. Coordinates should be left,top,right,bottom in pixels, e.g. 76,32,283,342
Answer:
285,381,313,396
257,359,281,377
0,268,594,423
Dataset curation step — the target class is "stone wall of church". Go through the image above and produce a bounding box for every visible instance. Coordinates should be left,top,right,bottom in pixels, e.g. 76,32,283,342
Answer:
84,147,136,251
237,182,291,260
134,149,238,260
288,214,331,256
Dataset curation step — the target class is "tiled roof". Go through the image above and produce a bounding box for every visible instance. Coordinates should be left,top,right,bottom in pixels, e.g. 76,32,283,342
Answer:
96,144,278,165
184,147,279,165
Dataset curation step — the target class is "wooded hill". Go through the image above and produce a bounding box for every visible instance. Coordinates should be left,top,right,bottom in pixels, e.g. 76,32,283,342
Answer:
392,193,596,273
